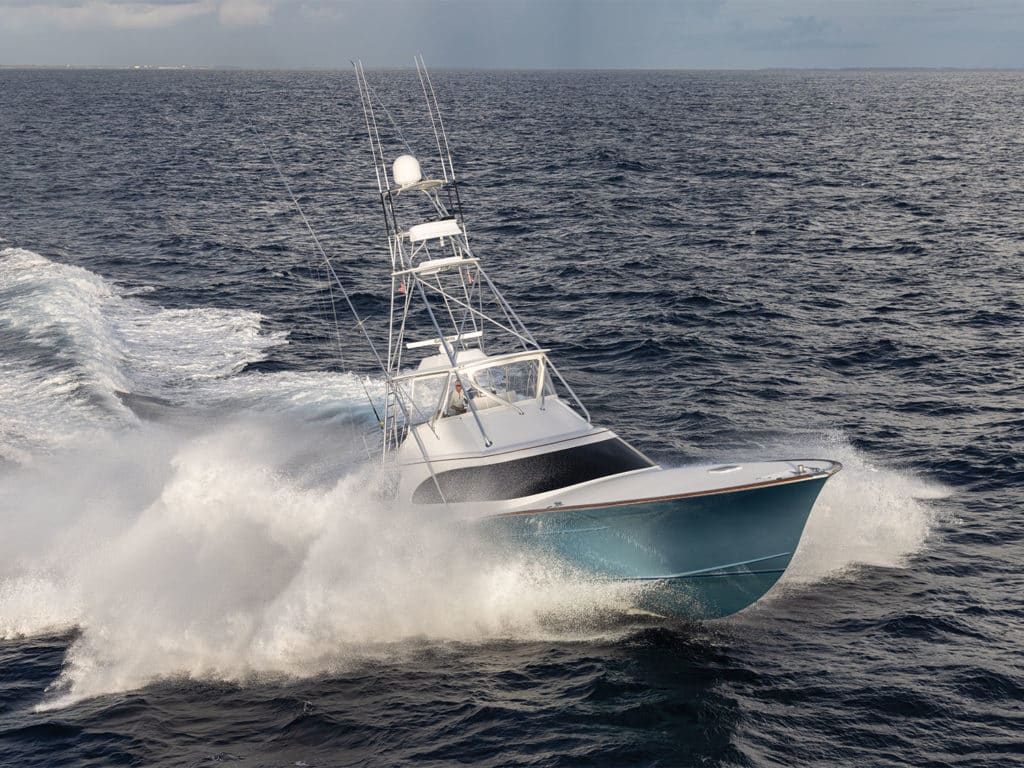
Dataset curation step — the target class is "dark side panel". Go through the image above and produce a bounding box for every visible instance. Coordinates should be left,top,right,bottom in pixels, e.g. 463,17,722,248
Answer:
413,438,653,503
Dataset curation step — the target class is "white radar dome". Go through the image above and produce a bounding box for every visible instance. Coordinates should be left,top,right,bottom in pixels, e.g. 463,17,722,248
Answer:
392,154,422,188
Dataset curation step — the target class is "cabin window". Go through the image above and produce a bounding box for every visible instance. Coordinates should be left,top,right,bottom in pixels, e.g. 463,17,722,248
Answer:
404,374,448,424
412,438,654,504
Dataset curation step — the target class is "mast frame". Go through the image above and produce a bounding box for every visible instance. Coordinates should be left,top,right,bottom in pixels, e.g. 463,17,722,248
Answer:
353,60,591,472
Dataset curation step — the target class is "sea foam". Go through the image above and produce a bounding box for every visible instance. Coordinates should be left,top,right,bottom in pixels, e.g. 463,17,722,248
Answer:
0,247,287,459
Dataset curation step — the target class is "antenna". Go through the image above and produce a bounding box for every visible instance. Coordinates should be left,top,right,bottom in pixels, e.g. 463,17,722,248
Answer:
415,54,449,183
417,55,456,182
414,54,469,246
355,60,390,196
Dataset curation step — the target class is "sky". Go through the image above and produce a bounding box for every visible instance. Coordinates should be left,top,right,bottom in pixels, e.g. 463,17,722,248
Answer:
1,0,1023,69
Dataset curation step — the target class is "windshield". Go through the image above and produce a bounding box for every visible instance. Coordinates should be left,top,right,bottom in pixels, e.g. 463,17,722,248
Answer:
470,358,552,404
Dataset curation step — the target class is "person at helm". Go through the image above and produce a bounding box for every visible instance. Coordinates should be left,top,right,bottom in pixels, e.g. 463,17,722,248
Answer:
448,379,468,415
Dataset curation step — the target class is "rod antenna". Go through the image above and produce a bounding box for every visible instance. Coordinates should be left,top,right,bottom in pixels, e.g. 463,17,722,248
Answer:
417,55,456,182
415,54,449,183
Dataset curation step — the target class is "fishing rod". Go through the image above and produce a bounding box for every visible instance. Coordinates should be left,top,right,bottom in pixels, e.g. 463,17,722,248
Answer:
246,118,385,428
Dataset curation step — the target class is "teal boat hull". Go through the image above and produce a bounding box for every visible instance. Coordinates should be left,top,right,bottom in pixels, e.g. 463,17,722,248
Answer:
481,475,830,620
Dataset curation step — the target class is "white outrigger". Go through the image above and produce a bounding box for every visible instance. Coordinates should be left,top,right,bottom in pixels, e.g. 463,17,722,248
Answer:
350,59,839,619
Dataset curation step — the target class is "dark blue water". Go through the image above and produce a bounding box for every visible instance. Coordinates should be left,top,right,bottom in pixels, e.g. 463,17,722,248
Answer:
1,69,1022,766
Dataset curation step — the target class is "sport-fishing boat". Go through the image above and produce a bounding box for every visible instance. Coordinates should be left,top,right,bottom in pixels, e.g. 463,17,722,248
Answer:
348,59,840,619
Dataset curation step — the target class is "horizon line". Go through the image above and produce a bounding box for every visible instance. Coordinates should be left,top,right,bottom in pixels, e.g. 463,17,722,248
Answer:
3,64,1024,73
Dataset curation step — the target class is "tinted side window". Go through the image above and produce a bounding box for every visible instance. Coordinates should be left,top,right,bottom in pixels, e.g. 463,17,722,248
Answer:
412,438,653,504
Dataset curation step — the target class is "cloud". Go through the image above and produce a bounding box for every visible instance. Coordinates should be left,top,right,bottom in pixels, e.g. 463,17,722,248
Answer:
218,0,272,26
6,1,212,29
0,0,273,30
2,0,1023,67
297,1,344,22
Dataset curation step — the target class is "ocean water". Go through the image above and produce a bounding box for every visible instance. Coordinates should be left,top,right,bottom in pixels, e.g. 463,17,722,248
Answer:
0,68,1021,766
